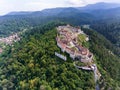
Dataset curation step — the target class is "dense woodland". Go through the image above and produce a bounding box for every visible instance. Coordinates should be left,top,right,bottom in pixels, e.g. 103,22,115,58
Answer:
0,22,119,90
91,19,120,48
0,16,30,37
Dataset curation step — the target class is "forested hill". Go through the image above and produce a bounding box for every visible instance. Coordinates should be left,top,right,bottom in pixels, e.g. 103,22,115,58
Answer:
0,22,119,90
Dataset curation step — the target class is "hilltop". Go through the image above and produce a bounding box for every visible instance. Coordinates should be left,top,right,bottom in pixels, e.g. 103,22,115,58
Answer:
56,25,101,86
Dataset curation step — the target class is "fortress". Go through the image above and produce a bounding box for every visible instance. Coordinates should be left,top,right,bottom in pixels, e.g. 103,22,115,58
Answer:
56,25,93,63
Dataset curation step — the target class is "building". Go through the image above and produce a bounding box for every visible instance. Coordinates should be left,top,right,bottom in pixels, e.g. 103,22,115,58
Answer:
56,25,93,63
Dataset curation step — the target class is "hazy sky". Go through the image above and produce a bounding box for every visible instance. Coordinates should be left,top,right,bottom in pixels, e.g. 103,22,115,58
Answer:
0,0,120,15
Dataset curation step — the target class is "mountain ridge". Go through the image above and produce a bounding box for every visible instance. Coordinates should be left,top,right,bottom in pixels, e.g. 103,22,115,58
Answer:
5,2,120,16
77,2,120,10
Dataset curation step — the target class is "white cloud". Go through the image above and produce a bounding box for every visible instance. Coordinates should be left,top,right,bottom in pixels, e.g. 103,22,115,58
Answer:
0,0,14,15
26,2,57,10
0,0,6,5
67,0,86,6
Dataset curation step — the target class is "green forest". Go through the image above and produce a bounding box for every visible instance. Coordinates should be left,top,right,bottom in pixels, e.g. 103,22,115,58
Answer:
0,22,120,90
91,20,120,48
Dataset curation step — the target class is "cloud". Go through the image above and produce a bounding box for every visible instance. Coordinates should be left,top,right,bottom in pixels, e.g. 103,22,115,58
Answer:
25,1,62,11
67,0,86,6
0,0,14,15
27,2,56,8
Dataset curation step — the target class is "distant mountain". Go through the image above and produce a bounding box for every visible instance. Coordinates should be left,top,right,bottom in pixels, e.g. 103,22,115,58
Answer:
78,2,120,10
6,11,33,16
28,7,80,17
6,7,84,17
5,2,120,19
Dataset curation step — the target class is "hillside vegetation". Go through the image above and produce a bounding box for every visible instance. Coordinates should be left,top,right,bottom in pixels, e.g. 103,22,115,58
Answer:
0,22,119,90
91,20,120,48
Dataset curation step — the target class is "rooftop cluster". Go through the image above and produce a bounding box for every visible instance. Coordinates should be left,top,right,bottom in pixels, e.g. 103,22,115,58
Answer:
0,33,20,45
56,25,93,63
0,33,20,54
